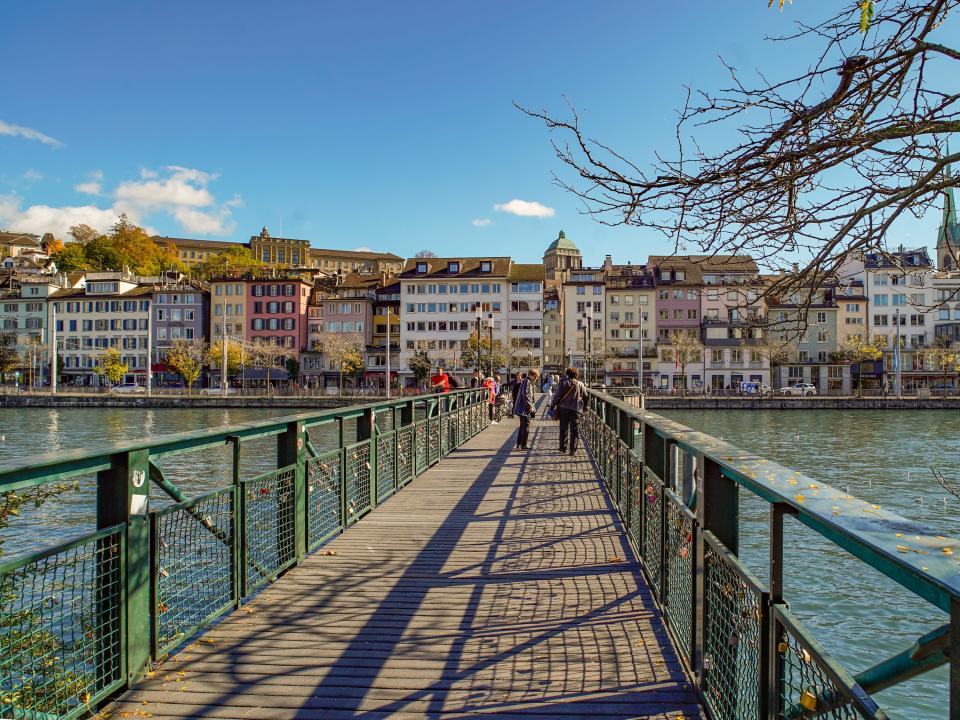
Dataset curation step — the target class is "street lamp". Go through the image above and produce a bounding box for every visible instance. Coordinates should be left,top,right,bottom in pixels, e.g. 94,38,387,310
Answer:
486,312,495,377
582,308,592,385
474,304,482,379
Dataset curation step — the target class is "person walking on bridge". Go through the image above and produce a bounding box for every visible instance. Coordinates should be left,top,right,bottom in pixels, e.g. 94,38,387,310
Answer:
513,370,538,450
551,366,585,455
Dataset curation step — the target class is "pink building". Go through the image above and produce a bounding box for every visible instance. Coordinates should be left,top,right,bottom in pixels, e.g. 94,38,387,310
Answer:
246,278,312,357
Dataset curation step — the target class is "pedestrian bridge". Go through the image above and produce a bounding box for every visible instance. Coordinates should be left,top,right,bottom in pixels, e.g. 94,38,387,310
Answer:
1,389,956,719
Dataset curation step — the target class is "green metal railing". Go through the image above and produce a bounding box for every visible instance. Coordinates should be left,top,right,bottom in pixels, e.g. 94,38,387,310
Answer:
582,388,960,720
0,389,488,720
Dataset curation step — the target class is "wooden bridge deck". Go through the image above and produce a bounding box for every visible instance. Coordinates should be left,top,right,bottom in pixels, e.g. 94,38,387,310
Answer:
111,411,704,719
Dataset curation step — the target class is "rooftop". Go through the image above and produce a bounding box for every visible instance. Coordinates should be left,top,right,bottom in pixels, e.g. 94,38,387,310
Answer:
545,229,579,253
400,257,512,278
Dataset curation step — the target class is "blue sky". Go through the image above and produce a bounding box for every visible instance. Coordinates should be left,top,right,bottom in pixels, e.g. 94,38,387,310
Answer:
0,1,953,265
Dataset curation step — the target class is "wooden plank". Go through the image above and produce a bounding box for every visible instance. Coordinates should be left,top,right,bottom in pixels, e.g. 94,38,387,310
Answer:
111,411,704,719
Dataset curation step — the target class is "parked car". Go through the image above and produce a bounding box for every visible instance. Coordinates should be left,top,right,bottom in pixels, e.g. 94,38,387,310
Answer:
200,384,237,395
779,382,817,397
111,383,145,394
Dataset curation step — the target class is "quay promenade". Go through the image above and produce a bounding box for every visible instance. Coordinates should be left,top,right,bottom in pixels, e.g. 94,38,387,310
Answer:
107,409,703,719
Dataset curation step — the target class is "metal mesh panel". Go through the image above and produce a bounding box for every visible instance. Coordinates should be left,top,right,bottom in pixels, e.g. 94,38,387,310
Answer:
0,527,124,719
664,493,694,664
155,488,235,655
396,426,414,486
415,421,428,475
440,415,449,456
628,453,644,553
307,449,342,549
376,431,397,503
244,465,297,591
775,608,883,720
428,417,441,465
345,441,372,524
642,472,664,595
455,407,465,447
703,535,765,720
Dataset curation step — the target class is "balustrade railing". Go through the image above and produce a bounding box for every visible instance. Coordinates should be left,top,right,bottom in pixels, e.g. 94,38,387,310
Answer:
0,388,488,720
582,388,958,719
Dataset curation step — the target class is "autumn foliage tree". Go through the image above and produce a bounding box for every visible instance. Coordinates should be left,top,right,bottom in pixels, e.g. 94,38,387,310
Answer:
165,338,207,393
52,216,186,275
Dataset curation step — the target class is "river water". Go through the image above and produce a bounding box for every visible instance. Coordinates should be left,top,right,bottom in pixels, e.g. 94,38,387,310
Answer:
0,406,956,717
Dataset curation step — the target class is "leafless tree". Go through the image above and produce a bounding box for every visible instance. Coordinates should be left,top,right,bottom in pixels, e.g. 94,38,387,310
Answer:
415,250,438,258
520,1,959,306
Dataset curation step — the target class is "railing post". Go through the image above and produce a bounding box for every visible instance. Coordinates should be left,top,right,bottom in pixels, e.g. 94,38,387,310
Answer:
97,448,151,685
693,455,739,687
619,410,633,526
952,597,960,718
358,408,376,509
229,436,243,608
278,420,306,563
338,417,347,528
767,502,795,720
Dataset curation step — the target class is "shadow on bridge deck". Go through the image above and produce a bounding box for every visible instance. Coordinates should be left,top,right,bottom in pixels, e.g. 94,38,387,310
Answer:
109,405,704,719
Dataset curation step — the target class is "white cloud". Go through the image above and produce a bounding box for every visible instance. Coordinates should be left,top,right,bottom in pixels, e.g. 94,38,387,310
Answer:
23,169,43,182
115,166,215,209
0,194,121,238
0,120,63,148
493,199,555,218
354,246,373,252
472,218,492,227
74,181,102,195
0,165,239,238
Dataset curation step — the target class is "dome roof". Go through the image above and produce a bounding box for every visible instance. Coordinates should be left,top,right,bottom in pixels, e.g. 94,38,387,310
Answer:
545,230,579,253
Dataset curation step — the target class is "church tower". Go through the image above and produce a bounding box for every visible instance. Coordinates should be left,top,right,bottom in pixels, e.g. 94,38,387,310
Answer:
543,230,582,281
937,163,960,270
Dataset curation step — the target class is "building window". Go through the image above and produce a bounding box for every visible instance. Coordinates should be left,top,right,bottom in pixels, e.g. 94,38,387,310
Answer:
416,262,428,273
480,261,491,273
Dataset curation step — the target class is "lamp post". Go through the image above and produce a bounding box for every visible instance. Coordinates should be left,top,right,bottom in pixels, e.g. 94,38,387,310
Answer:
487,312,494,377
474,304,481,378
582,308,592,385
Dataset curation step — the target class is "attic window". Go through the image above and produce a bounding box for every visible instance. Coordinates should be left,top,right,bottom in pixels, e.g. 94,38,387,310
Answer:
448,261,460,273
675,270,685,281
416,262,428,274
480,261,492,273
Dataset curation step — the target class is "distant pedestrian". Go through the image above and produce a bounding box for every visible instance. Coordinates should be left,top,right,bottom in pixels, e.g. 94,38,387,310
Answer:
470,369,480,388
513,370,538,450
551,367,586,455
482,376,497,423
448,373,461,390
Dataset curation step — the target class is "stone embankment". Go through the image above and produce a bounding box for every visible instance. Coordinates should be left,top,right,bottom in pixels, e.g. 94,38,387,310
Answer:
634,395,960,410
0,393,369,409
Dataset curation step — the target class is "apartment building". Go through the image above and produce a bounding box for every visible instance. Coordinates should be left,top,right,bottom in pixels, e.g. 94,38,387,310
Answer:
561,267,605,382
0,277,66,380
507,264,545,371
309,274,376,387
150,280,209,385
398,257,512,383
48,272,151,386
369,281,401,388
601,260,655,386
542,285,564,375
209,278,248,345
246,278,311,355
933,271,960,343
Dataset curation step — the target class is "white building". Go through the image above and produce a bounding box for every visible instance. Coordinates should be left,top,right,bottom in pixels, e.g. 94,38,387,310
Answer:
560,268,605,383
397,257,544,384
49,272,151,386
0,277,67,382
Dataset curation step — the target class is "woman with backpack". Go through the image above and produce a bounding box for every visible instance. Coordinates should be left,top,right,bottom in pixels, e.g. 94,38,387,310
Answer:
512,370,538,450
550,367,586,455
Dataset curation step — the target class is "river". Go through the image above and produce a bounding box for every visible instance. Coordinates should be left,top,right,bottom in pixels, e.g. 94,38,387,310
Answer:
1,406,957,718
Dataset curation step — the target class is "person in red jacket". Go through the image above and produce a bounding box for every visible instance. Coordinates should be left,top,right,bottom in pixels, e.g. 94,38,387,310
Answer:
430,367,450,393
482,376,497,422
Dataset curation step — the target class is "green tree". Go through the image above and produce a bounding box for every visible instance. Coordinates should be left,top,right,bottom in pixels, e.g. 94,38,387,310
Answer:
0,333,20,383
408,350,432,388
285,357,301,384
94,348,128,386
314,332,363,395
208,338,247,378
50,242,90,272
927,338,960,398
460,332,507,377
195,246,265,279
165,339,207,393
667,330,703,398
248,338,294,395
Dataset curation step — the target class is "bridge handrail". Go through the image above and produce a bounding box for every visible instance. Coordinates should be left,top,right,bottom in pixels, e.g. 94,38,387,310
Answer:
583,387,953,719
0,388,489,720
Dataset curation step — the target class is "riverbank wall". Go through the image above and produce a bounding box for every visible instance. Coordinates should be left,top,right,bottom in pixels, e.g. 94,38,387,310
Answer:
2,393,957,410
0,394,366,409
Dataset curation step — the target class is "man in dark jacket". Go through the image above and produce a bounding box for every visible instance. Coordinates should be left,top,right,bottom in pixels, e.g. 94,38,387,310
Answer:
512,370,538,450
550,367,585,455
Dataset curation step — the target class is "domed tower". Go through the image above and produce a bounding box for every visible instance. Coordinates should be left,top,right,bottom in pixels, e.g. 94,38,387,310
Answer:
543,230,582,280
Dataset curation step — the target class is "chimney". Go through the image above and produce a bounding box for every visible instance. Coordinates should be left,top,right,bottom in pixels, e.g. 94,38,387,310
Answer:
791,262,799,273
604,254,613,271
